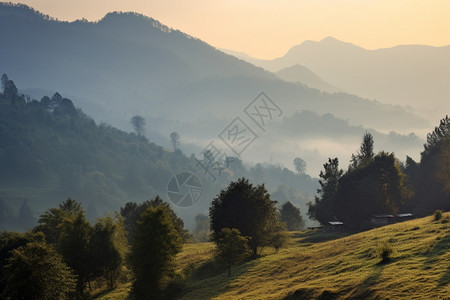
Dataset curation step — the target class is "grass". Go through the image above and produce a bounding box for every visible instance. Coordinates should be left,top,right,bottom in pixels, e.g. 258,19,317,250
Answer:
96,213,450,299
91,283,131,300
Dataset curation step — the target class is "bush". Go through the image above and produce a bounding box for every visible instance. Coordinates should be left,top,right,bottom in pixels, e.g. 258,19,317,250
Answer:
433,210,443,221
377,242,394,264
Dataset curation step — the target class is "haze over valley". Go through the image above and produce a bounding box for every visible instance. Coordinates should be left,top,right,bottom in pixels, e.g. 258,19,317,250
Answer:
1,2,450,299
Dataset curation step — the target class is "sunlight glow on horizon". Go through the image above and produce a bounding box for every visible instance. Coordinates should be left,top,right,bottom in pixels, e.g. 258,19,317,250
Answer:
14,0,450,59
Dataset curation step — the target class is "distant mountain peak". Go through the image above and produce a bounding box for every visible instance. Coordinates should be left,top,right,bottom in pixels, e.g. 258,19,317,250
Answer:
98,11,173,33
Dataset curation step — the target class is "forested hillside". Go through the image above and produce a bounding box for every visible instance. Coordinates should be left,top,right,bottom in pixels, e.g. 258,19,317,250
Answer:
0,75,318,231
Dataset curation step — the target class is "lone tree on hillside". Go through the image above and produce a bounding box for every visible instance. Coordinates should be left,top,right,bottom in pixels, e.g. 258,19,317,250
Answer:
293,157,307,174
170,131,180,152
209,178,279,257
130,115,146,141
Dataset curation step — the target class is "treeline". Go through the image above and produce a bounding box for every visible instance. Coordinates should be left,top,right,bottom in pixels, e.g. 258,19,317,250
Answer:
0,179,304,299
0,197,186,299
308,121,450,229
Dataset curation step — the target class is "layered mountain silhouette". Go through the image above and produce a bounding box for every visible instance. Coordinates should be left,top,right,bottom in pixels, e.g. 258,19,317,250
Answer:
275,64,341,93
229,37,450,124
0,3,430,175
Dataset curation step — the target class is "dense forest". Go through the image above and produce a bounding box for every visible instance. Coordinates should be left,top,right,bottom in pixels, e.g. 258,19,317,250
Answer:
0,74,317,231
308,123,450,230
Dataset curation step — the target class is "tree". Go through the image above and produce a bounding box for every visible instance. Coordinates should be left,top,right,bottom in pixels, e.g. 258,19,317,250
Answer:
308,158,343,225
90,214,127,290
209,178,278,256
3,242,76,300
130,115,146,141
280,201,304,231
34,198,84,244
0,231,46,295
3,79,18,100
413,116,450,214
170,131,180,152
293,157,307,174
193,214,210,242
334,152,409,228
350,132,375,169
128,206,182,299
216,228,249,276
58,212,93,298
120,196,188,242
423,115,450,157
1,73,8,92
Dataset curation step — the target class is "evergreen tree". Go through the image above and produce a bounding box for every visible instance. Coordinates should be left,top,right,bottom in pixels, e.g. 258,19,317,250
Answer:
414,115,450,214
334,152,409,228
1,73,8,92
308,158,343,224
350,132,375,169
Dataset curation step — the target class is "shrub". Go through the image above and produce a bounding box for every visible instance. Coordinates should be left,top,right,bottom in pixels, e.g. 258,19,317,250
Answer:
377,242,394,264
433,210,443,221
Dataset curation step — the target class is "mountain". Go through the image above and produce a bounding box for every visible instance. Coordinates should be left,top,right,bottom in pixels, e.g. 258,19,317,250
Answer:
0,3,431,176
233,37,450,124
275,64,341,93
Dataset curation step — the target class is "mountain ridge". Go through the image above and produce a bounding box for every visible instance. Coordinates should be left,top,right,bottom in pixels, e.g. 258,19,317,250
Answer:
0,2,432,176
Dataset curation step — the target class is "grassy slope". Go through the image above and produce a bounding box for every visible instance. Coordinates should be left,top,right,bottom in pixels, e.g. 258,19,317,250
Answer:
97,213,450,299
178,214,450,299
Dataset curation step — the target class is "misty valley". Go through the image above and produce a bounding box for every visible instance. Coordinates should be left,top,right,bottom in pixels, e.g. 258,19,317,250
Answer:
0,3,449,300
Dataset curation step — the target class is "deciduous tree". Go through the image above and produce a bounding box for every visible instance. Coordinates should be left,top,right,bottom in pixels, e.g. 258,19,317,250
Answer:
3,242,76,300
280,201,304,231
210,178,278,256
128,206,182,299
216,228,249,276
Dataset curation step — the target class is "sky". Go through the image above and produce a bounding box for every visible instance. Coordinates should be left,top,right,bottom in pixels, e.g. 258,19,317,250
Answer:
13,0,450,59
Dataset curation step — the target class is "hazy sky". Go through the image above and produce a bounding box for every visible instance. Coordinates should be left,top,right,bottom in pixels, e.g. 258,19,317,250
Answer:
16,0,450,59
